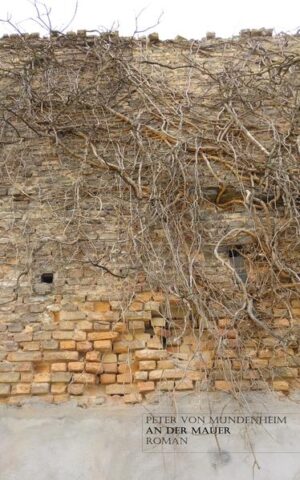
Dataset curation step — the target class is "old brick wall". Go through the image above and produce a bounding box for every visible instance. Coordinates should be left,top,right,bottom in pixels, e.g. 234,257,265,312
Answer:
0,30,299,404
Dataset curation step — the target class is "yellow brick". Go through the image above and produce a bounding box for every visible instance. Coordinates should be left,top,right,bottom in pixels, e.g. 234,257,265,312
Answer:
112,322,127,333
158,380,174,391
218,318,231,328
88,332,119,341
101,353,118,363
106,384,133,395
144,301,160,313
113,341,129,354
53,331,73,340
135,292,153,302
88,312,119,322
151,317,166,327
51,372,72,382
73,373,96,384
139,360,156,371
175,379,194,390
135,333,151,342
32,383,49,394
215,380,232,392
80,302,94,312
244,349,257,358
243,369,260,380
273,380,289,391
219,349,237,359
14,332,33,342
157,360,174,369
44,351,79,361
100,373,116,384
7,352,42,362
259,349,273,359
76,341,92,352
51,363,67,372
273,308,287,317
135,371,148,381
147,338,163,349
250,358,269,368
135,349,168,360
274,318,290,328
85,362,103,374
128,321,145,331
187,371,205,381
76,321,93,331
291,299,300,308
0,384,10,396
12,362,32,372
51,383,67,394
86,351,101,361
103,363,118,373
137,381,155,393
269,358,288,367
68,384,84,395
263,337,278,347
118,363,131,374
22,342,40,351
118,353,132,362
231,360,249,370
117,373,133,383
33,373,51,383
125,311,152,321
182,335,196,345
60,340,76,350
20,373,33,382
152,292,165,302
73,330,87,341
129,302,143,311
94,302,111,312
94,340,112,351
0,372,20,383
163,369,185,379
11,383,31,395
68,362,85,372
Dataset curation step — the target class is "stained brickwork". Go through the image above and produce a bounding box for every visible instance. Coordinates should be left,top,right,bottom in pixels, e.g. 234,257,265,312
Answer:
0,30,299,404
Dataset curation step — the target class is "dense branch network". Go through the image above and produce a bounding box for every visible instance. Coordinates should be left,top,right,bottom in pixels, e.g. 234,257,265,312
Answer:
0,30,299,369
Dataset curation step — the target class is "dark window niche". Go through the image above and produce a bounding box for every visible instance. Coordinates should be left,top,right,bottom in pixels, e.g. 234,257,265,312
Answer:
41,273,54,284
228,248,241,258
228,247,247,283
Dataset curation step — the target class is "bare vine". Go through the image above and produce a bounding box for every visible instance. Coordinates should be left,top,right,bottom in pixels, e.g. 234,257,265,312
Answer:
0,15,299,393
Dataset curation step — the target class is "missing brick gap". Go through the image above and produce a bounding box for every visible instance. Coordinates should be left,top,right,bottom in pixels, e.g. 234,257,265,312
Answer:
41,273,54,284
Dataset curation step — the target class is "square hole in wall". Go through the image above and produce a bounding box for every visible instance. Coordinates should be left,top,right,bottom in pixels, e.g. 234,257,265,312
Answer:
41,273,54,284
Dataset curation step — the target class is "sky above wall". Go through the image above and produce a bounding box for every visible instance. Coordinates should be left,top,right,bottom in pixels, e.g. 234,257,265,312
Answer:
0,0,299,39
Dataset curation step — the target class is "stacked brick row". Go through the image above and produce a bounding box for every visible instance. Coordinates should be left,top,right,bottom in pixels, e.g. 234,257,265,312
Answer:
0,292,299,404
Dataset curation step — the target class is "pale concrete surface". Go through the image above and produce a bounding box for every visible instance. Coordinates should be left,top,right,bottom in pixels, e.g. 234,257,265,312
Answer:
0,392,300,480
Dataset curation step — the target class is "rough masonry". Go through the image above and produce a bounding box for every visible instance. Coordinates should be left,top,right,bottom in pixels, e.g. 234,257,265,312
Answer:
0,28,299,404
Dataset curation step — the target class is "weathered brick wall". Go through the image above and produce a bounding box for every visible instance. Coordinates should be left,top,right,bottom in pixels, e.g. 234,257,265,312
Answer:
0,291,299,404
0,30,299,404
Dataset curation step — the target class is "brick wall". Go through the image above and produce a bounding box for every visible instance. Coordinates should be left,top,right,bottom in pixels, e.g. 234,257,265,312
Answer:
0,30,299,404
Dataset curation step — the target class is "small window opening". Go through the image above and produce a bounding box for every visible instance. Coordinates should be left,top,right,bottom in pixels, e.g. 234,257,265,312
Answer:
228,247,247,283
228,248,240,258
41,273,53,284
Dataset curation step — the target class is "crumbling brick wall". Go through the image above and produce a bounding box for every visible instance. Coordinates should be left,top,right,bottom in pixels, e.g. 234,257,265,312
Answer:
0,29,299,404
